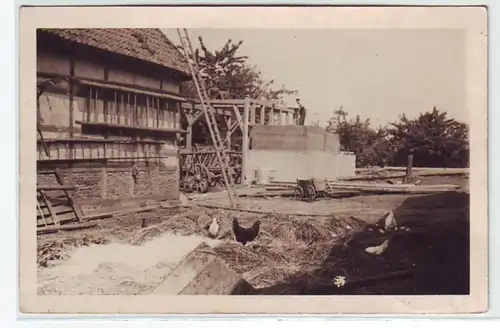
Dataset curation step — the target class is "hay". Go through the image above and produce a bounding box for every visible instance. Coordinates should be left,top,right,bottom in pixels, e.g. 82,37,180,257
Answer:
37,206,368,293
213,214,366,289
37,234,110,268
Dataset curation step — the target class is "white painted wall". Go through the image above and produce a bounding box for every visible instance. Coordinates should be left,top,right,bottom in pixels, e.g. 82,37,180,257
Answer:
245,150,356,183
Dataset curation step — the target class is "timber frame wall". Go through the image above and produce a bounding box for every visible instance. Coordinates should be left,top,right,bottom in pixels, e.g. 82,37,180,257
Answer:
37,33,189,213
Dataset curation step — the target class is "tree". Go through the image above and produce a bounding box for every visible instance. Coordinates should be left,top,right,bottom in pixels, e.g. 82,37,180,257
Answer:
320,106,469,168
181,36,297,101
387,107,469,168
325,107,389,167
180,36,298,145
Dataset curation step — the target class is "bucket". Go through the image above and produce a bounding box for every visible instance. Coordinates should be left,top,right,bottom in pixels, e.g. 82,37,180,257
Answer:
255,168,276,185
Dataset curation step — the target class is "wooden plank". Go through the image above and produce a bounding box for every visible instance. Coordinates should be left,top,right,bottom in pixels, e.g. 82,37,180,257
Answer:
39,190,59,225
37,184,77,191
36,199,49,226
37,211,76,227
241,99,250,186
37,221,98,235
75,120,188,135
151,243,254,295
54,168,84,221
37,204,74,217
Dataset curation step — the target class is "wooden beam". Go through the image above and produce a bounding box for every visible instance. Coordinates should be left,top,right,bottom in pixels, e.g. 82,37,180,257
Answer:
186,125,192,151
232,105,244,131
54,168,84,221
37,221,98,235
222,120,239,147
39,190,59,225
37,184,77,191
260,105,265,124
250,103,256,125
36,138,166,144
241,98,250,186
75,120,188,135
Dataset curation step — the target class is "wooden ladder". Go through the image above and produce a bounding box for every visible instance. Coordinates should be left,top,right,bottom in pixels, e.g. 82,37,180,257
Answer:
176,28,238,208
36,169,84,228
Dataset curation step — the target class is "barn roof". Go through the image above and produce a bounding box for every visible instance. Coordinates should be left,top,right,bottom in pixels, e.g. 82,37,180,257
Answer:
39,28,191,77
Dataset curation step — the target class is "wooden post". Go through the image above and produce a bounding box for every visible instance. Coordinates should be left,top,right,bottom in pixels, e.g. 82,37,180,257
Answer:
403,153,414,183
260,106,265,124
186,124,193,151
226,116,232,148
250,102,256,125
241,98,250,186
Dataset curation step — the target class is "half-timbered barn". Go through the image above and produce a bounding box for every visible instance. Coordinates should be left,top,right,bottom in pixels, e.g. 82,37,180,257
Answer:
36,28,190,221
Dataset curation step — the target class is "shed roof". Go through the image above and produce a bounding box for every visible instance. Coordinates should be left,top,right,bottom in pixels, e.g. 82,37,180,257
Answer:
39,28,191,77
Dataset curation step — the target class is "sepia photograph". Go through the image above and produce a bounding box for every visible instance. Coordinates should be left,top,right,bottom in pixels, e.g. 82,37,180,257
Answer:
19,6,488,314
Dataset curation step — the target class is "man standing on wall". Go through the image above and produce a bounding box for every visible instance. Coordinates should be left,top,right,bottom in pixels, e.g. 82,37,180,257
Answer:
296,98,307,126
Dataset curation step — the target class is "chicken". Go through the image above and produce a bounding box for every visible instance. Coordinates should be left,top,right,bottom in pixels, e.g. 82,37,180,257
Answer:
365,240,389,255
232,218,261,245
208,217,219,238
384,210,397,230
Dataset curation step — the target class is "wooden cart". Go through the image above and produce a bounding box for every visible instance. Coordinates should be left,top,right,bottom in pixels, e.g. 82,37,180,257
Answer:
179,148,242,193
294,178,333,202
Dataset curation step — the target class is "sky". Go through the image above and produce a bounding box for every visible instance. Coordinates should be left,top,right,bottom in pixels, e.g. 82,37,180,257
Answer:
163,28,466,128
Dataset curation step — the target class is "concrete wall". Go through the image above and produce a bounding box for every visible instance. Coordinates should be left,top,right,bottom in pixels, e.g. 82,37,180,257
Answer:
245,150,356,183
250,125,340,153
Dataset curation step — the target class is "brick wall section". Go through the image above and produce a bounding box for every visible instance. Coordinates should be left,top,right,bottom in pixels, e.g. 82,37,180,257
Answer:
72,169,103,199
158,164,179,200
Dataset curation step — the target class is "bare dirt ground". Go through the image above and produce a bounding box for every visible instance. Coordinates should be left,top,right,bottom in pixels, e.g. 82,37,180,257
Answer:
37,175,469,295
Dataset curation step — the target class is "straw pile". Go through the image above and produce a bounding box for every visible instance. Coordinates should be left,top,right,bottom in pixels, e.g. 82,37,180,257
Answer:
37,206,366,292
212,212,365,289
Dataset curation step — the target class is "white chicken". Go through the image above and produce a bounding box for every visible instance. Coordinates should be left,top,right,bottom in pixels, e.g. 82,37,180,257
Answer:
365,240,389,255
208,217,219,238
384,210,397,230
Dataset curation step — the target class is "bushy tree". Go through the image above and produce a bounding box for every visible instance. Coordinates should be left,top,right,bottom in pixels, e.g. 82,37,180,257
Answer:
322,106,469,168
387,107,469,168
180,36,298,145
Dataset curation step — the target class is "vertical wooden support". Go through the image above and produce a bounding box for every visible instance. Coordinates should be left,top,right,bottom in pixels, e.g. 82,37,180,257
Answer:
260,105,265,124
87,87,92,121
156,98,160,128
403,154,414,184
94,89,98,122
186,125,193,151
226,116,232,148
134,94,138,126
241,98,250,186
250,102,256,125
146,97,150,127
126,93,131,125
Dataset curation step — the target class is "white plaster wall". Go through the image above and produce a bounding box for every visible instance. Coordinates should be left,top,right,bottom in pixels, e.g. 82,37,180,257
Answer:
245,150,356,183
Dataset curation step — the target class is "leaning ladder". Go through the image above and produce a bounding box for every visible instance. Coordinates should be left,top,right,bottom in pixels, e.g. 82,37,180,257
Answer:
177,28,237,208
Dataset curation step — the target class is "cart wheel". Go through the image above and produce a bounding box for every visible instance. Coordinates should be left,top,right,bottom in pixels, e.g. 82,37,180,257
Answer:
323,189,332,200
188,165,209,193
306,184,316,202
191,177,209,193
294,186,304,201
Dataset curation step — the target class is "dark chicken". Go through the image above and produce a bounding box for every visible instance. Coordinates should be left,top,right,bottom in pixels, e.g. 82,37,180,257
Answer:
232,218,261,245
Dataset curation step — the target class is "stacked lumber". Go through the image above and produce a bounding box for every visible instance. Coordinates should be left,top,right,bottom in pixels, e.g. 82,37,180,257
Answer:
327,181,460,194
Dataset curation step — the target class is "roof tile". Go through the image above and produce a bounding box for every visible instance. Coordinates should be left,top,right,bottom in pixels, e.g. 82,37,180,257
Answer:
39,28,190,76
